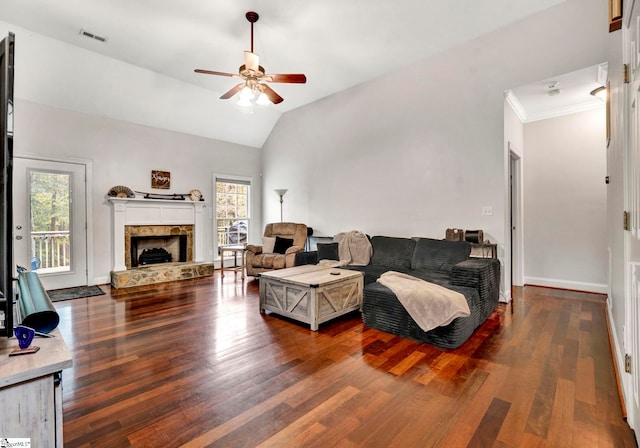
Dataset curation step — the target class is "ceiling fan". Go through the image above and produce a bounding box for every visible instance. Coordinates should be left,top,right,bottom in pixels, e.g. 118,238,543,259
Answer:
194,11,307,105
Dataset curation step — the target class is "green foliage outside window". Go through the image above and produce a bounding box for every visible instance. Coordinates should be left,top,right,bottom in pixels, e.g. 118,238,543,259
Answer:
30,171,70,232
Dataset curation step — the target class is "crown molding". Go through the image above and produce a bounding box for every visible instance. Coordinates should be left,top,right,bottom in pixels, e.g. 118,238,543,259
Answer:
522,100,604,123
504,89,604,123
504,90,527,122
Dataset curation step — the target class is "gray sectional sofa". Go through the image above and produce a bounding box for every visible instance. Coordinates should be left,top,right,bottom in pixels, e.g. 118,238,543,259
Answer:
295,236,500,349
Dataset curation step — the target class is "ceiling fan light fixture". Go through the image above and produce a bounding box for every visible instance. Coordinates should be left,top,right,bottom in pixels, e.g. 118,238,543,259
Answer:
239,85,255,100
237,96,253,108
256,91,271,106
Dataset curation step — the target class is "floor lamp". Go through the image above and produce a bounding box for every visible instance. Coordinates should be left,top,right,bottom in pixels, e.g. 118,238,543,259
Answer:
274,189,288,222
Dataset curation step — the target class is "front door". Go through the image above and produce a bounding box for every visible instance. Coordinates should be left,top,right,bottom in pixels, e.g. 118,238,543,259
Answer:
13,157,87,290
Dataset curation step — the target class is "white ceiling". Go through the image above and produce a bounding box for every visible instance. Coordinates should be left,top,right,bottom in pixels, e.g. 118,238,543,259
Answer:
1,0,591,147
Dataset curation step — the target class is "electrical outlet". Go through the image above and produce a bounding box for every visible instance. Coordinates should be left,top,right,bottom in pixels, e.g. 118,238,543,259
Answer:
482,206,493,216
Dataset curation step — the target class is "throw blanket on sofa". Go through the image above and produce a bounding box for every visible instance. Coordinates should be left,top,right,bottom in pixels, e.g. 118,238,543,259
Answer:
377,271,470,332
333,230,372,266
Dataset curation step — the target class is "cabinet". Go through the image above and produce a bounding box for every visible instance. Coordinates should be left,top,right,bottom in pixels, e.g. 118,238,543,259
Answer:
0,329,72,446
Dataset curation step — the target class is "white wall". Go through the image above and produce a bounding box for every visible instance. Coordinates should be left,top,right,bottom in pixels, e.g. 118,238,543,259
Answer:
13,100,262,284
262,0,609,297
523,108,607,292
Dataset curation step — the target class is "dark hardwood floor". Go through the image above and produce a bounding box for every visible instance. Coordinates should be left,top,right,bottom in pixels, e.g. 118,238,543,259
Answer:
54,272,637,447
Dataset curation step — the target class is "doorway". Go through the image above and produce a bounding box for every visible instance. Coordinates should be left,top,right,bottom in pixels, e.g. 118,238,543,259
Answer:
13,157,89,290
509,145,523,287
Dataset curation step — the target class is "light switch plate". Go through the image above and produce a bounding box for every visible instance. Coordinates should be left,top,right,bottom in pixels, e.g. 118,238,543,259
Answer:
482,206,493,216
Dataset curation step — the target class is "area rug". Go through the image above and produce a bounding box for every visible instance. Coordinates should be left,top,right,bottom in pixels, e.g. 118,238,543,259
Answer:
47,285,106,302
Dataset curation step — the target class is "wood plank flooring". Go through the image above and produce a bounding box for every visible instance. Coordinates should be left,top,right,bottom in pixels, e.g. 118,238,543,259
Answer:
53,273,638,447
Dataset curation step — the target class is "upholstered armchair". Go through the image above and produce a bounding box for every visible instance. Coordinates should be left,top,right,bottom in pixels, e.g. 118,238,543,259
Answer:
246,222,308,277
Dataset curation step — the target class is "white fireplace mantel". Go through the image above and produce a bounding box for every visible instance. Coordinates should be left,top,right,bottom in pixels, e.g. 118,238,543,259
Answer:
108,197,206,272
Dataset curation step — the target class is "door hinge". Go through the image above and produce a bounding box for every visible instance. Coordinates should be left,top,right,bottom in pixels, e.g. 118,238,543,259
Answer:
624,211,630,231
625,354,632,373
624,63,630,83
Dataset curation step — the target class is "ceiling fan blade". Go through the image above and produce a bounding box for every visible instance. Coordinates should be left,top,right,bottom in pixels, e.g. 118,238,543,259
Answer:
244,51,260,72
261,84,284,104
265,73,307,84
195,69,237,77
220,83,245,99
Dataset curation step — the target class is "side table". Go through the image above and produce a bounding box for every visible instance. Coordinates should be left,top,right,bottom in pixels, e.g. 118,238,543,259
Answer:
470,242,497,259
220,245,246,279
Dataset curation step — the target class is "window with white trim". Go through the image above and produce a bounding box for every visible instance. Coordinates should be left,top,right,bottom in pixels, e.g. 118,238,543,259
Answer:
215,176,250,250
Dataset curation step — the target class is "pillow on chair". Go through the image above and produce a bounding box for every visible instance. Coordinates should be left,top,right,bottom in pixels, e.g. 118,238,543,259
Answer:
274,236,294,254
263,236,276,254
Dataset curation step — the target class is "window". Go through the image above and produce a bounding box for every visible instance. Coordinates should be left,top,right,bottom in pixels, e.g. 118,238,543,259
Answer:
215,176,250,250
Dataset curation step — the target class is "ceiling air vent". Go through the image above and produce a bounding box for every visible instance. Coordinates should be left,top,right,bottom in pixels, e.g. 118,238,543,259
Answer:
79,29,108,43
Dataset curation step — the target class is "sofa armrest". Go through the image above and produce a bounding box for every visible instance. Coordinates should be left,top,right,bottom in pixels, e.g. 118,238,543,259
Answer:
246,244,262,254
451,258,500,305
284,245,304,268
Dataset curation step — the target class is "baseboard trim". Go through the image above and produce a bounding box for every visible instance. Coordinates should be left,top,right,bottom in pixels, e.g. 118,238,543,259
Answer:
524,276,607,294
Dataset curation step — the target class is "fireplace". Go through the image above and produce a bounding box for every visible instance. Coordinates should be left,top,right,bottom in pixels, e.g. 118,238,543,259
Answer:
109,197,206,273
124,224,192,269
109,198,212,288
130,234,188,267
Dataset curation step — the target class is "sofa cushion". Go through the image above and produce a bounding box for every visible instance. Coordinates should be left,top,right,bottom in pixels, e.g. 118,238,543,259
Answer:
317,242,339,261
411,238,471,273
409,269,454,287
370,236,416,271
343,264,408,286
274,236,294,254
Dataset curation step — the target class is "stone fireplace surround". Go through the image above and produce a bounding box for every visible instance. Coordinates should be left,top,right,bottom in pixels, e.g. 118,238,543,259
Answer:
108,198,213,288
126,225,191,269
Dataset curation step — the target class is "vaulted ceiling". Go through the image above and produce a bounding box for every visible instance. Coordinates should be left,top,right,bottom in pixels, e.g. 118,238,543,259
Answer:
2,1,577,147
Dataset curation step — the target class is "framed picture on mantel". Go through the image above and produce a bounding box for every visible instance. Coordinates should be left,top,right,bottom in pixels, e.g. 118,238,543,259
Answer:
151,170,170,189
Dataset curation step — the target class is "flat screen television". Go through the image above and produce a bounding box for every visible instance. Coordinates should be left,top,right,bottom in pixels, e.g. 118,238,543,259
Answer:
0,32,15,337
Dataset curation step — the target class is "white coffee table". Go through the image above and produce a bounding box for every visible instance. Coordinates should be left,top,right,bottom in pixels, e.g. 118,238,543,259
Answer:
259,265,364,330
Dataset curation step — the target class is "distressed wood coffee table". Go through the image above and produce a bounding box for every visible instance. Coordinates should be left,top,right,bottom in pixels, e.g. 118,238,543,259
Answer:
259,265,364,330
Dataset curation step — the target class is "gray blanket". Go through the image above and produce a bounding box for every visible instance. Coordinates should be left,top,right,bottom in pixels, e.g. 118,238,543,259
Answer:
377,271,470,332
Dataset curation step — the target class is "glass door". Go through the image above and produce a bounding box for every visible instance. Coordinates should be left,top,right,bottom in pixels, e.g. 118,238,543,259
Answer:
13,157,87,290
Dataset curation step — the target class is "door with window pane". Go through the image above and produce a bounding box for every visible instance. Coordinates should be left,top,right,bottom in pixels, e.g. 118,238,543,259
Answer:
215,177,250,250
13,158,87,289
